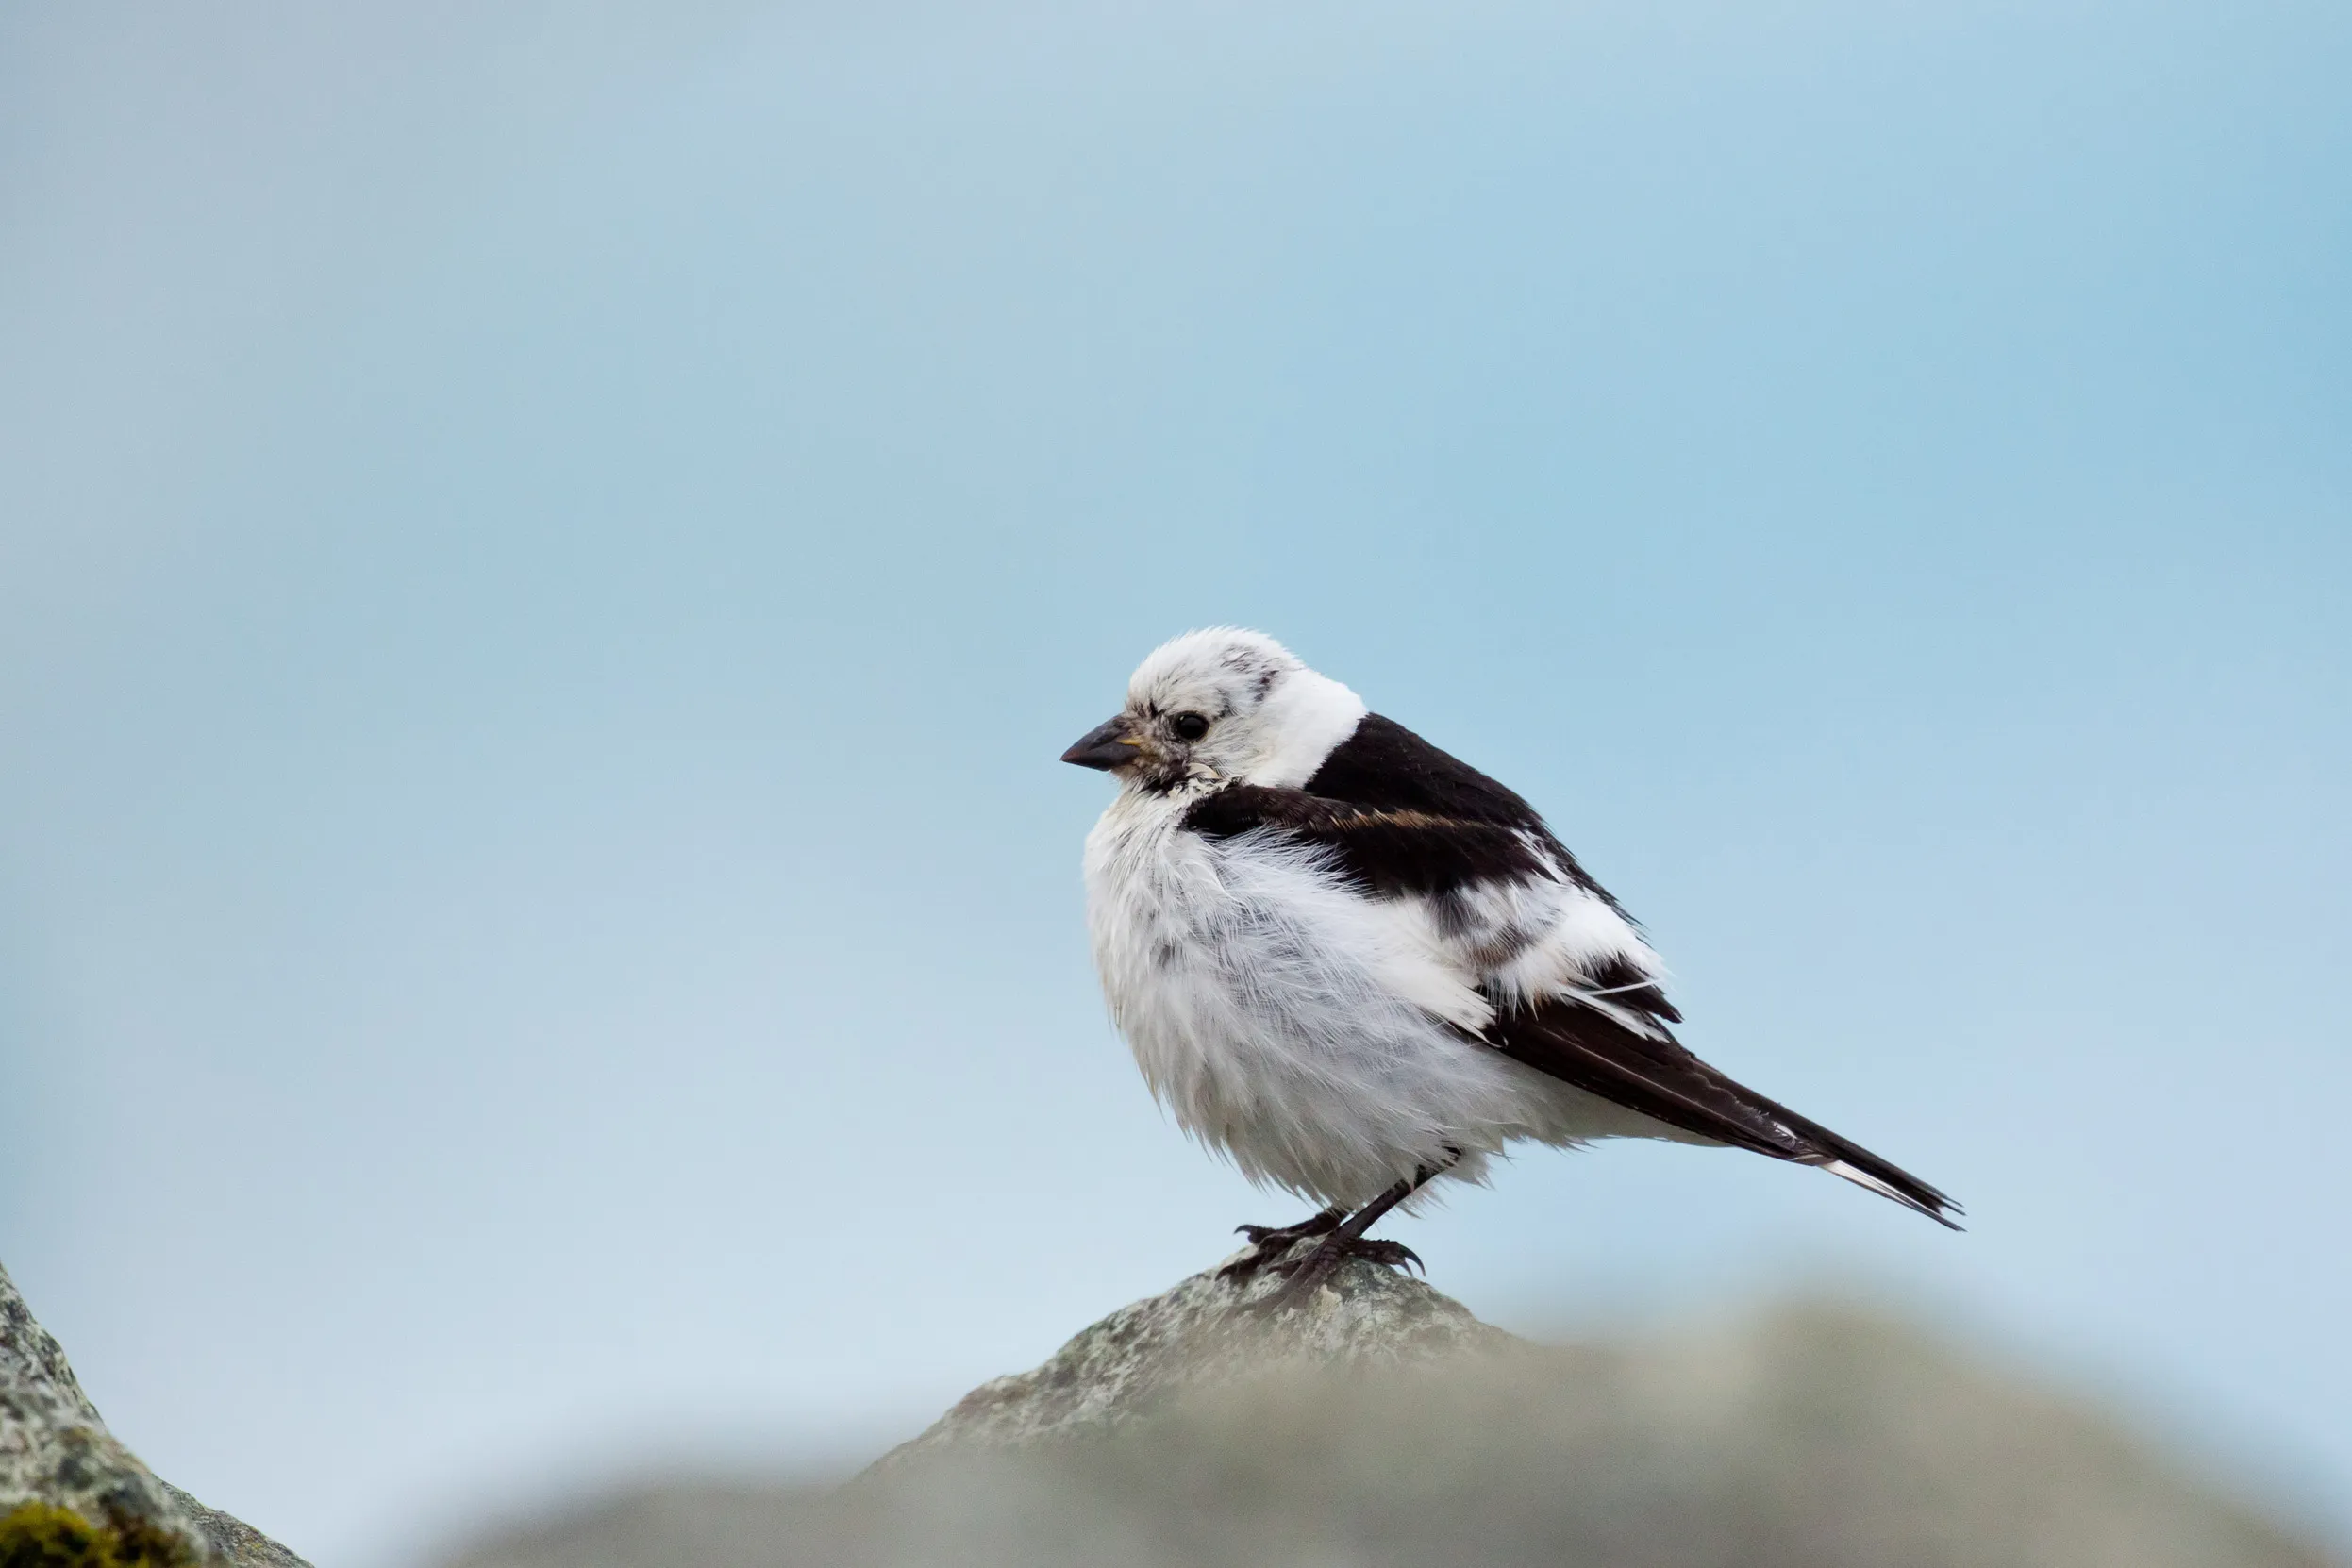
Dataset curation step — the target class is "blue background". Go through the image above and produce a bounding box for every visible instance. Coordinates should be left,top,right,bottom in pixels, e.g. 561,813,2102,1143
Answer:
3,3,2345,1562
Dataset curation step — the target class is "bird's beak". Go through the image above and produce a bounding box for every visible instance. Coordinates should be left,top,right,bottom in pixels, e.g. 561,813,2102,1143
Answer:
1061,714,1146,771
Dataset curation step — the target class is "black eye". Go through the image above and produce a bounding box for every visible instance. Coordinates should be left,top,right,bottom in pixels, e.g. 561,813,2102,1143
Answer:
1169,711,1211,742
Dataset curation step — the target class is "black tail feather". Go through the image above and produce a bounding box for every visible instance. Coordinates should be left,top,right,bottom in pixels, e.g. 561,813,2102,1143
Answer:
1487,998,1963,1229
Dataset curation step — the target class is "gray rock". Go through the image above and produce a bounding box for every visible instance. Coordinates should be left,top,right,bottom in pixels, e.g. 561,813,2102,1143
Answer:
0,1259,310,1567
871,1237,1513,1466
437,1243,2344,1568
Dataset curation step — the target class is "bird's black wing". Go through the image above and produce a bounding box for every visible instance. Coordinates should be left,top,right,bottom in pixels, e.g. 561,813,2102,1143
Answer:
1188,710,1676,1023
1301,714,1623,907
1180,785,1550,899
1188,714,1963,1228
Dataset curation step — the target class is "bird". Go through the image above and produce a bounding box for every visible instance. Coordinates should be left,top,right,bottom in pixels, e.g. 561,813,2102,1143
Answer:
1062,627,1959,1312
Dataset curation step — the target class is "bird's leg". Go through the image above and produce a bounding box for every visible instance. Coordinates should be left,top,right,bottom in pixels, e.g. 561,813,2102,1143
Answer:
1243,1161,1448,1315
1218,1209,1344,1279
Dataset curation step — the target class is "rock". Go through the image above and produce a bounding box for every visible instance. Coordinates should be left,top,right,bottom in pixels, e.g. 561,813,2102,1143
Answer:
871,1236,1515,1468
0,1259,309,1568
437,1248,2344,1568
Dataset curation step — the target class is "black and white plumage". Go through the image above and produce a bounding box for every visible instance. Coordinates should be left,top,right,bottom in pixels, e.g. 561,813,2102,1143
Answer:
1063,628,1958,1301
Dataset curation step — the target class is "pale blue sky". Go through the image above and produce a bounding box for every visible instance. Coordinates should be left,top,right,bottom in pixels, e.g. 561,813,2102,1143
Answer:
3,3,2347,1563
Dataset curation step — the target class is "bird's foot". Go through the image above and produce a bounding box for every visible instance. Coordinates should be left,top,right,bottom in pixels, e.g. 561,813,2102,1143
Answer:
1241,1231,1424,1316
1218,1209,1344,1280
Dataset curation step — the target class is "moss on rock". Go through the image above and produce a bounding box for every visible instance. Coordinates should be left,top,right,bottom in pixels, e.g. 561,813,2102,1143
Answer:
0,1499,195,1568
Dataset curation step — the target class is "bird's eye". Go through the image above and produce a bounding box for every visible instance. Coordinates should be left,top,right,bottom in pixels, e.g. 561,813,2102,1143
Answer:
1169,711,1211,742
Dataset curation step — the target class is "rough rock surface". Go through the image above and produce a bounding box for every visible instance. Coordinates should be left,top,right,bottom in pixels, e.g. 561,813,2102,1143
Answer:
872,1236,1514,1468
0,1259,309,1567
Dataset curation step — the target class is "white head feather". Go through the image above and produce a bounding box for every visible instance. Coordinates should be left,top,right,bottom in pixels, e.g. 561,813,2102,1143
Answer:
1121,627,1369,789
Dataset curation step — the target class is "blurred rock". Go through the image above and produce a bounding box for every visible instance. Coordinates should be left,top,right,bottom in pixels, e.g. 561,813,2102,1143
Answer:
0,1259,309,1568
437,1246,2343,1568
874,1233,1512,1466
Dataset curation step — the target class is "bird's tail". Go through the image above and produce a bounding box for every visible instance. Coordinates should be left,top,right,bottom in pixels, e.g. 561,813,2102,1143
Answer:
1778,1109,1964,1229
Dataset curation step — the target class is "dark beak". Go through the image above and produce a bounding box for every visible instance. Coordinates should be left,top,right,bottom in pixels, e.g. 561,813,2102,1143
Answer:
1061,714,1143,771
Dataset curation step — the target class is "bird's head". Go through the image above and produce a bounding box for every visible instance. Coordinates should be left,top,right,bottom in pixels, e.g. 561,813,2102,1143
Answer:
1060,627,1367,792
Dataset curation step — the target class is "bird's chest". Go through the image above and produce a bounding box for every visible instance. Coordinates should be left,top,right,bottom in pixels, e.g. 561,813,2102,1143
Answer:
1081,797,1261,1043
1076,788,1521,1205
1080,793,1433,1095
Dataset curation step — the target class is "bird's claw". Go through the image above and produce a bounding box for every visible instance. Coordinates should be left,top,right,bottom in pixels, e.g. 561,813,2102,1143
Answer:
1264,1235,1421,1278
1219,1210,1343,1279
1233,1210,1342,1246
1239,1233,1425,1313
1341,1237,1423,1275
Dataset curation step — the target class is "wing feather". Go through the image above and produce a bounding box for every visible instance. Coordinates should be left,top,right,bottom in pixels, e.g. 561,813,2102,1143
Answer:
1181,713,1963,1229
1180,786,1547,898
